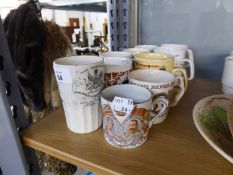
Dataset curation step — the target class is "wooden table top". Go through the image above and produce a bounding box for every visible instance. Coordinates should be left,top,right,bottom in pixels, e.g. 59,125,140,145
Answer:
22,78,233,175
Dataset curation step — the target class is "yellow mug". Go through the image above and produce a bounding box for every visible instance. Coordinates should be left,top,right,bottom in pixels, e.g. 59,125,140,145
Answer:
134,52,188,90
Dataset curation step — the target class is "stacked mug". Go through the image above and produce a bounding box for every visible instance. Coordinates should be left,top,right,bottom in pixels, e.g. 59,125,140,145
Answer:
153,44,195,80
53,44,192,149
120,43,195,79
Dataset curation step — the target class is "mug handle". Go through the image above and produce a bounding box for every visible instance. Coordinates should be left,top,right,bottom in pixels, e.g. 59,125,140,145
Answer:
172,68,188,90
180,59,195,80
170,75,186,107
149,95,169,128
187,49,194,61
170,68,188,107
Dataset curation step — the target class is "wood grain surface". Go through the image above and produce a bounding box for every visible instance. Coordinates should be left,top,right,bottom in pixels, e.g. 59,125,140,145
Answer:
22,78,233,175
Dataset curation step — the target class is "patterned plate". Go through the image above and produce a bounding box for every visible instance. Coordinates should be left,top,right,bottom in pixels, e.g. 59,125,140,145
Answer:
193,94,233,164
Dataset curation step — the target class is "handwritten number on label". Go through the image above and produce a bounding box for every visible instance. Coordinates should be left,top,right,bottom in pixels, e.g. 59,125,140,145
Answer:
57,74,63,81
54,68,72,83
112,96,134,113
121,107,128,112
128,100,133,105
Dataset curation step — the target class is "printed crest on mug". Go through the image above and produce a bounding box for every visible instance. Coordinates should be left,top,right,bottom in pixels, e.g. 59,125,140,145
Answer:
53,56,104,133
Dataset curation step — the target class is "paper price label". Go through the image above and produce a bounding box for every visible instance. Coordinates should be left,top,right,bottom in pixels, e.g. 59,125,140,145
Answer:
112,96,134,114
54,67,72,83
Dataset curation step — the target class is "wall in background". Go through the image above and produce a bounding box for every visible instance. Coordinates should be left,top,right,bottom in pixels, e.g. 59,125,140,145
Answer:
139,0,233,80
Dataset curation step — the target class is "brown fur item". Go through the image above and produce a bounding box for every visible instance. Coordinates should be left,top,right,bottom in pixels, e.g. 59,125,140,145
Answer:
4,3,46,111
5,3,76,174
29,20,74,122
25,21,76,175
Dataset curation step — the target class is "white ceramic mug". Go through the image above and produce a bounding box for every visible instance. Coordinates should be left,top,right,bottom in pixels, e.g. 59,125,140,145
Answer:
128,69,186,124
161,44,194,61
101,84,159,148
99,51,132,59
122,48,149,56
154,46,195,80
134,45,158,52
103,57,132,86
222,56,233,88
222,84,233,94
53,56,104,133
230,51,233,56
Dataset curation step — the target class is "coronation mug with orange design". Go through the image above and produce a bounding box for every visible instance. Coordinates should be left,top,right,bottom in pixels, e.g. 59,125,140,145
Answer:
134,52,188,90
101,84,163,149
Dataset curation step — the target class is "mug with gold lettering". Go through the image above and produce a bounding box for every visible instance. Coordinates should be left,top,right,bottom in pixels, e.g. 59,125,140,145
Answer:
128,69,186,124
134,52,188,90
